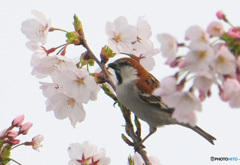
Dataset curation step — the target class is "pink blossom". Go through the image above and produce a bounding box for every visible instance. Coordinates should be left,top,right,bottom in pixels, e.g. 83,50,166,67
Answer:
184,47,214,73
131,153,161,165
21,10,52,44
132,18,160,70
223,78,240,107
207,21,224,37
32,134,44,151
19,122,33,135
193,71,216,94
138,48,160,71
212,49,236,75
31,55,76,79
172,107,197,127
12,114,25,127
227,27,240,39
47,93,86,127
153,76,177,96
57,68,100,103
212,42,228,53
186,26,210,51
186,26,208,41
163,92,202,126
39,82,60,98
68,141,110,165
136,17,152,40
105,16,137,53
133,17,153,52
157,33,178,64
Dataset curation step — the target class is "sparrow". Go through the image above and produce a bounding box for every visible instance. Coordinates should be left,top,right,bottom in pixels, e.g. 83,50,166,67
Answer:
108,57,216,145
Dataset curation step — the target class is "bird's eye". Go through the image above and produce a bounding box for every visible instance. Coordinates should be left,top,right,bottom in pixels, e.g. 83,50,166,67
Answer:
118,60,130,67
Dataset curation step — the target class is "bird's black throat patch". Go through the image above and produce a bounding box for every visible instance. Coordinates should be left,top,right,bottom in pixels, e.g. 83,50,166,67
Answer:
115,70,122,85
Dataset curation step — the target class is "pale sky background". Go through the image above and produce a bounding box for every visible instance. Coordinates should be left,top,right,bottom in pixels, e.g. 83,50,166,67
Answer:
1,0,240,165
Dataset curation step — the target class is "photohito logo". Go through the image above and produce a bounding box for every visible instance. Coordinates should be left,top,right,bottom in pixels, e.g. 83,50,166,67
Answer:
210,156,239,161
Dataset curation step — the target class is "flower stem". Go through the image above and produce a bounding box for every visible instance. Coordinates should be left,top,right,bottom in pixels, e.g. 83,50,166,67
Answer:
50,27,68,33
11,143,25,150
10,158,22,165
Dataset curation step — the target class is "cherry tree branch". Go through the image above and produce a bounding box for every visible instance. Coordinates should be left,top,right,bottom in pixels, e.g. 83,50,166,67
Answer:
77,24,152,165
81,33,116,91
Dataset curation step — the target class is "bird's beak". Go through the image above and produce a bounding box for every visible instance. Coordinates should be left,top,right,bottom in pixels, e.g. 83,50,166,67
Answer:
108,62,119,70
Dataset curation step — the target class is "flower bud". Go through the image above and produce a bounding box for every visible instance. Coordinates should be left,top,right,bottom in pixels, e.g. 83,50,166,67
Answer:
19,122,33,135
218,85,228,101
100,45,116,64
12,114,24,127
216,11,225,20
216,10,228,22
7,130,18,139
92,72,106,84
7,139,20,145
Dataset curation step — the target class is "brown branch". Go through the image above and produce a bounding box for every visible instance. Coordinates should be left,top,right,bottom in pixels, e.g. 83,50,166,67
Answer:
77,25,151,165
121,107,152,165
80,33,116,91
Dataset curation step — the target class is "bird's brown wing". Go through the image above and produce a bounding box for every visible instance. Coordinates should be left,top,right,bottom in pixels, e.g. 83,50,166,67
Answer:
138,92,174,114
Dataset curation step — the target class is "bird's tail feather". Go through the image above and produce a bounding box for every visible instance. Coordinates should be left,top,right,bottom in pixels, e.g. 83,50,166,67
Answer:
190,126,216,145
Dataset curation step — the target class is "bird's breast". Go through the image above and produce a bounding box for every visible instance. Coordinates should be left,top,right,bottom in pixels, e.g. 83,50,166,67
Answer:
116,83,175,127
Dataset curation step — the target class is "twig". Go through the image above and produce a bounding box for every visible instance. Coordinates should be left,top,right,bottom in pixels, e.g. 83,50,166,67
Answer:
121,107,152,165
77,24,151,165
80,33,116,91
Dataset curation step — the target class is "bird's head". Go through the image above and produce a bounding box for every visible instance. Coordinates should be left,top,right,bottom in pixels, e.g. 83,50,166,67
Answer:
108,58,150,85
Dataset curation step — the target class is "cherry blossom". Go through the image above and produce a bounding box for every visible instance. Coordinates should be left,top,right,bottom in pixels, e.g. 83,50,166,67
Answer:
31,55,76,79
131,153,161,165
68,141,110,165
31,134,44,151
223,78,240,107
57,68,100,103
132,47,160,71
24,134,44,151
186,26,210,51
206,21,225,37
21,10,52,44
157,33,178,64
105,16,137,53
28,43,48,69
212,49,236,75
136,17,152,41
193,71,216,94
164,92,202,126
184,47,214,73
39,82,60,98
47,93,86,127
153,76,177,96
133,17,154,54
